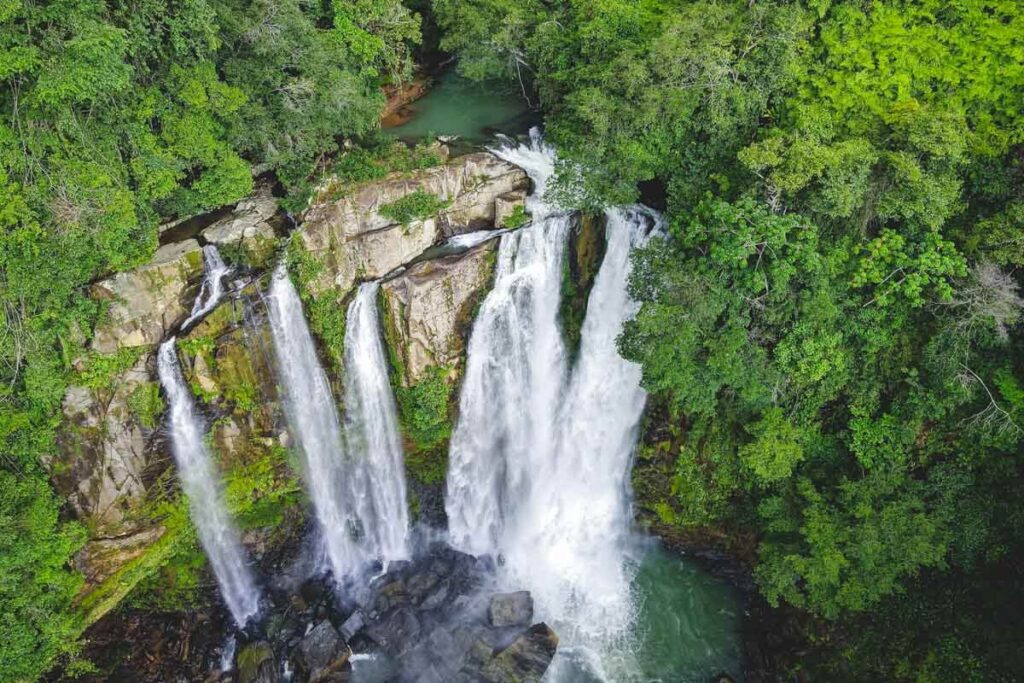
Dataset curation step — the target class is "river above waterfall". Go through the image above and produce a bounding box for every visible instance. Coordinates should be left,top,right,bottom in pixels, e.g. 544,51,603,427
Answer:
384,70,538,143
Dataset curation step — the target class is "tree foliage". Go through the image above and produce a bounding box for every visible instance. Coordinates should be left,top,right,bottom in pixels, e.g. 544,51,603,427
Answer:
437,0,1024,676
0,0,420,678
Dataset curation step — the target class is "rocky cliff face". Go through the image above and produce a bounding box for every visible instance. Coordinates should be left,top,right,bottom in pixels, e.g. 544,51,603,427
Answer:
295,152,526,300
381,240,498,386
55,147,530,628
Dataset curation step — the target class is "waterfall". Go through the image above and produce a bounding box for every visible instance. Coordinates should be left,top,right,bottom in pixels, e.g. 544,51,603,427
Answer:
445,130,658,676
266,267,364,579
341,282,411,563
157,340,259,627
182,245,231,329
504,206,655,642
266,268,409,581
446,131,570,555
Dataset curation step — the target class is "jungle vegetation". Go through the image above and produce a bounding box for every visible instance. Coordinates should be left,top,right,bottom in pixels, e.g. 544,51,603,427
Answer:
434,0,1024,678
2,0,1023,680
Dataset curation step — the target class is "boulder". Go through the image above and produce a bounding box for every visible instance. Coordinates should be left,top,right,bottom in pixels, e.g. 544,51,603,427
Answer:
494,190,527,228
296,152,526,300
201,192,279,268
487,592,534,628
90,239,203,353
339,610,366,641
364,607,422,655
479,623,559,683
73,525,167,586
297,621,351,682
380,240,497,385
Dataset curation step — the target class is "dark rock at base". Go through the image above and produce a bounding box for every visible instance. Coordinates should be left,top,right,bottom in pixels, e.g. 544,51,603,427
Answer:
339,610,365,641
297,621,351,682
487,591,533,628
237,641,278,683
479,623,559,683
364,606,422,655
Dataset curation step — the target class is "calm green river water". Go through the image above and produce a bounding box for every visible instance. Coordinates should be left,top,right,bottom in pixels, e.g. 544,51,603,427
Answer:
385,71,537,143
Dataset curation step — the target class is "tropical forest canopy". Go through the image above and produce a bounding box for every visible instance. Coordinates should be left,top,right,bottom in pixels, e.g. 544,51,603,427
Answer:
435,0,1024,678
2,0,1023,680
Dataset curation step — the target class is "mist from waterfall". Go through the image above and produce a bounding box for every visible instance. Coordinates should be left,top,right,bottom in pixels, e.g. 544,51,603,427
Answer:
445,130,658,678
267,268,409,582
341,282,411,562
446,130,570,554
157,340,259,627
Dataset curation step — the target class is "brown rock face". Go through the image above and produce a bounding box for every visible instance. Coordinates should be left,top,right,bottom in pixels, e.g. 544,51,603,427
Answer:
380,240,498,385
297,152,526,299
90,239,203,353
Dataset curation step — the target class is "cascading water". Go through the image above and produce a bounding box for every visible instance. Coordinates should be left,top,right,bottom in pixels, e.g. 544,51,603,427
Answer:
445,130,659,679
266,268,410,581
267,267,364,580
157,340,259,627
182,245,231,329
445,130,570,555
341,282,411,562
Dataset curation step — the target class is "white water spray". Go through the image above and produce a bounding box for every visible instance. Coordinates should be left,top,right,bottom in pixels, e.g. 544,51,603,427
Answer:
267,268,410,581
267,267,364,579
341,282,411,562
446,130,659,678
182,245,231,329
157,340,259,627
446,130,569,554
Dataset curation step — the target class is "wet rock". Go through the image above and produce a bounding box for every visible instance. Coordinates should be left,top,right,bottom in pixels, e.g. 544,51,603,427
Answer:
488,591,534,628
373,580,411,613
418,579,450,611
380,240,498,385
479,623,559,683
237,641,278,683
339,610,366,641
90,239,203,353
297,621,351,682
364,607,422,655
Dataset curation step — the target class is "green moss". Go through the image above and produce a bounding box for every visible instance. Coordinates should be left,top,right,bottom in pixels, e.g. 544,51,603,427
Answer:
178,334,216,360
560,213,605,360
127,382,164,428
76,346,146,390
77,512,187,623
395,365,453,454
502,203,529,229
223,443,302,530
404,444,449,486
225,379,259,413
379,190,451,227
286,239,347,373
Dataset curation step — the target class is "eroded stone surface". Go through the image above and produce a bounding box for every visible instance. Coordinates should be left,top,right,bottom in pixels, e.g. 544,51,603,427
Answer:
202,192,279,268
90,239,203,353
297,152,526,300
381,240,497,385
55,351,157,532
